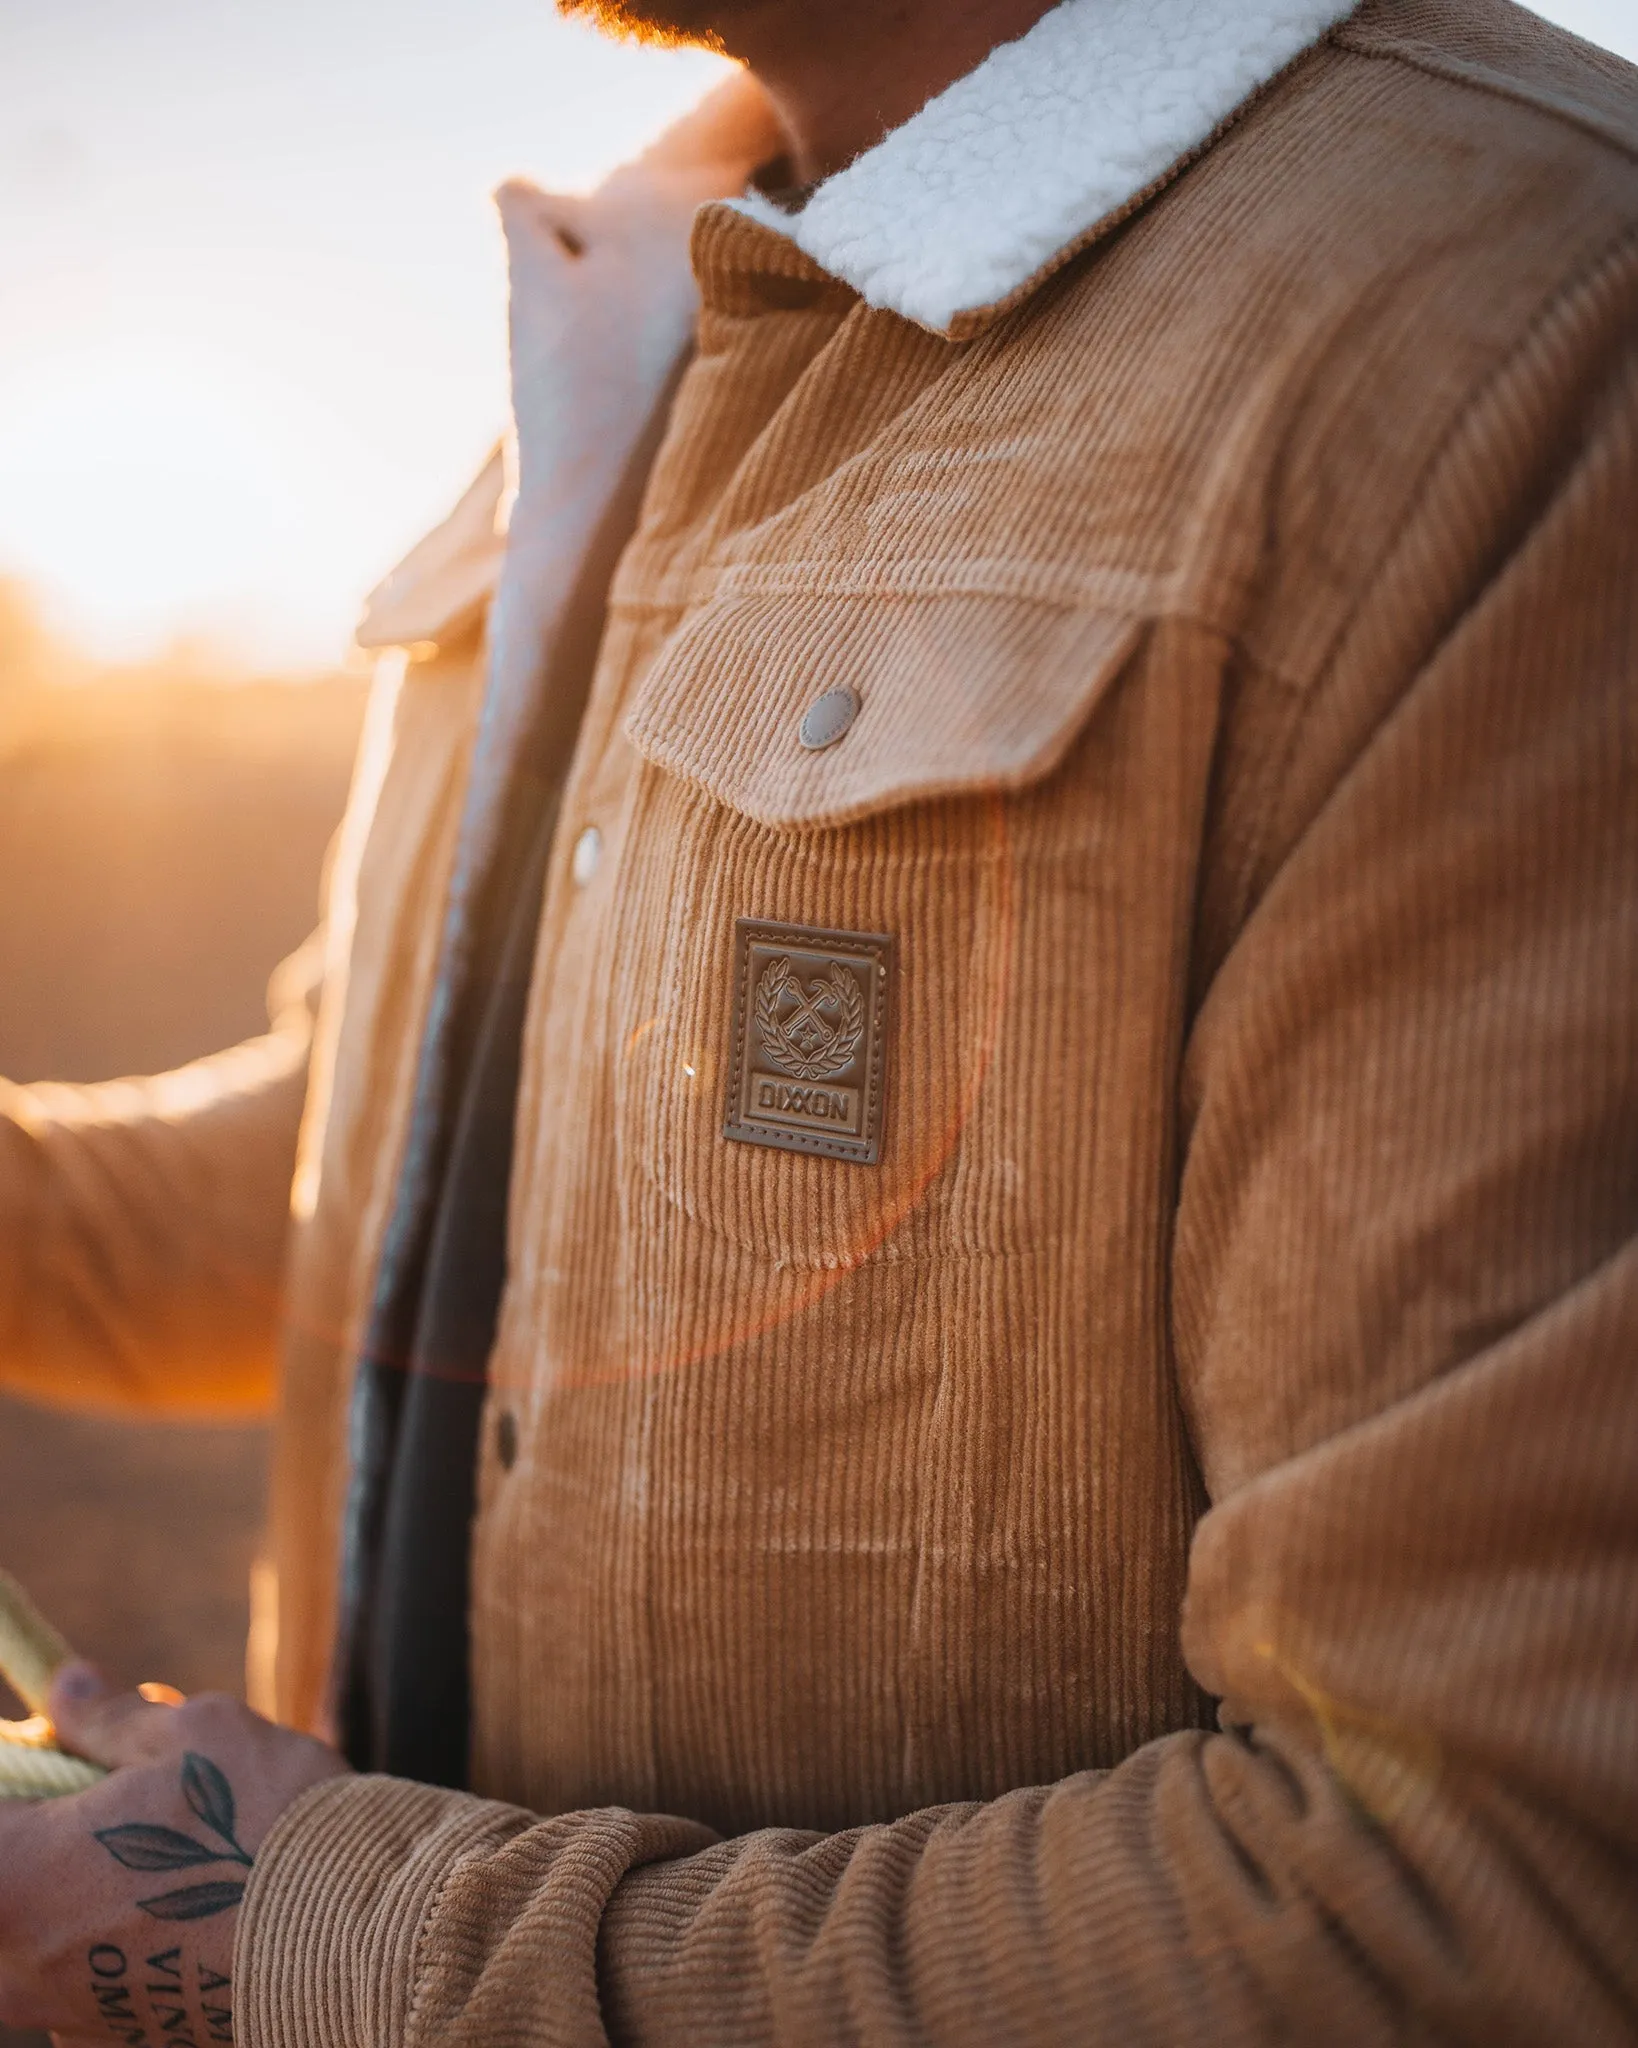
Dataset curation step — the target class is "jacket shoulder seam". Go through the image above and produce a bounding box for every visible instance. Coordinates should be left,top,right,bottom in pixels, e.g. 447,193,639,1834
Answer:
1334,20,1638,166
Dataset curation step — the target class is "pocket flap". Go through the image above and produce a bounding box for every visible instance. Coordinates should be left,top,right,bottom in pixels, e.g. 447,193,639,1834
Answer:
622,591,1145,829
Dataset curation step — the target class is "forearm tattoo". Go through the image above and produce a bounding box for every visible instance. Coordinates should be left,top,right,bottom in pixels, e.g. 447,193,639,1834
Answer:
84,1754,248,2044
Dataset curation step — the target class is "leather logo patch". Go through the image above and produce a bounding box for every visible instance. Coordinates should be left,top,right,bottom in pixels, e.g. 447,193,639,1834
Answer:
724,919,893,1164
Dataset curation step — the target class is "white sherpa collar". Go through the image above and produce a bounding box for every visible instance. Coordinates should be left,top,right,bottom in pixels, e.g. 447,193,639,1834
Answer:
734,0,1357,335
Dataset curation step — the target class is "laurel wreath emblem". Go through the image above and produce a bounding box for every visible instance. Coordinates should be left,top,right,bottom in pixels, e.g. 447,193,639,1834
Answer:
754,956,865,1081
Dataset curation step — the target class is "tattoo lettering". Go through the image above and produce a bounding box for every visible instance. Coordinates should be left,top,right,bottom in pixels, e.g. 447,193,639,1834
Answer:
145,1947,198,2045
83,1943,234,2048
93,1753,253,1920
199,1964,235,2044
86,1945,152,2048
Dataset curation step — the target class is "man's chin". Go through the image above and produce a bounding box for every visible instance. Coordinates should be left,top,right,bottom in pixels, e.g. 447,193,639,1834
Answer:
556,0,745,49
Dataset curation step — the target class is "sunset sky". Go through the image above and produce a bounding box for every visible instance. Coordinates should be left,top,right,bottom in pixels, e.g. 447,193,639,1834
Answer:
0,0,1631,669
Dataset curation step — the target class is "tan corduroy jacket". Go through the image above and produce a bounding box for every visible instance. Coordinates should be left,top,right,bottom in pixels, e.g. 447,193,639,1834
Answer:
6,0,1638,2040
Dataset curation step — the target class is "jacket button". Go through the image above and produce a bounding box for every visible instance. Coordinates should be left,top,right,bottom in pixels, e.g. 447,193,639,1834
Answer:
799,687,859,750
495,1409,519,1471
571,824,602,885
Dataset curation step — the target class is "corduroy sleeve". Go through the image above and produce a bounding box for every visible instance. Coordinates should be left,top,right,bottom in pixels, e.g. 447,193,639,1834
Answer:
0,937,313,1418
234,256,1638,2044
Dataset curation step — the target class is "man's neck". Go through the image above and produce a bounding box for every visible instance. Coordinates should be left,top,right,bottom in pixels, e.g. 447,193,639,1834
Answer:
720,0,1063,186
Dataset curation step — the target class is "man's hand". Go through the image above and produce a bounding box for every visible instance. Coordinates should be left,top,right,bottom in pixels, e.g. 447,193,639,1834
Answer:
0,1664,350,2045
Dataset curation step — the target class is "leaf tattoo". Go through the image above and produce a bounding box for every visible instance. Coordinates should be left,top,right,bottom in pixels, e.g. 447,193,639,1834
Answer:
181,1752,241,1853
93,1752,255,1921
94,1824,224,1872
134,1879,248,1923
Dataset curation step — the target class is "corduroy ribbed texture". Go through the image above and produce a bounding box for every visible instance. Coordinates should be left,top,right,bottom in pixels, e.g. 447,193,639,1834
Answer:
236,1776,536,2046
239,1775,720,2048
242,0,1638,2040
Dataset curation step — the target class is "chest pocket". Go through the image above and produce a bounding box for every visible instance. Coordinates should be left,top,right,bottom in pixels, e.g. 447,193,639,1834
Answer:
611,587,1146,1275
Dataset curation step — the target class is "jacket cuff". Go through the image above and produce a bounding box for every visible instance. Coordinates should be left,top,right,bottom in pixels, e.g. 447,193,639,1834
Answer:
234,1773,533,2048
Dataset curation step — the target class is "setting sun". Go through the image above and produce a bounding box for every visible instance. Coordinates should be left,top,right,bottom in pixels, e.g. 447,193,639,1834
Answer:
0,341,384,663
0,0,732,668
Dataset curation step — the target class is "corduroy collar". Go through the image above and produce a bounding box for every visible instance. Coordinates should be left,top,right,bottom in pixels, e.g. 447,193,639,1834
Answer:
733,0,1357,336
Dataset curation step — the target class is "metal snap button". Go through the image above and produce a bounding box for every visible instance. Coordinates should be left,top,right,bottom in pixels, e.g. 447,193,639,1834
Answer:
799,687,859,751
571,824,602,886
495,1409,519,1472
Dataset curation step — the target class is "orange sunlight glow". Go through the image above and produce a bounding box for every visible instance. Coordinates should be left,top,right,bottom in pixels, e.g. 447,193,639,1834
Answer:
0,341,381,666
0,1,733,672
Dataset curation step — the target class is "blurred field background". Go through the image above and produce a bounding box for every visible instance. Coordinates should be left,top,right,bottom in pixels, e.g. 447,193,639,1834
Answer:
0,581,364,1712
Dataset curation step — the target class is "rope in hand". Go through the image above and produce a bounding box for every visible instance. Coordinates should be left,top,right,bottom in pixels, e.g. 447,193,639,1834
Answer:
0,1567,109,1800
